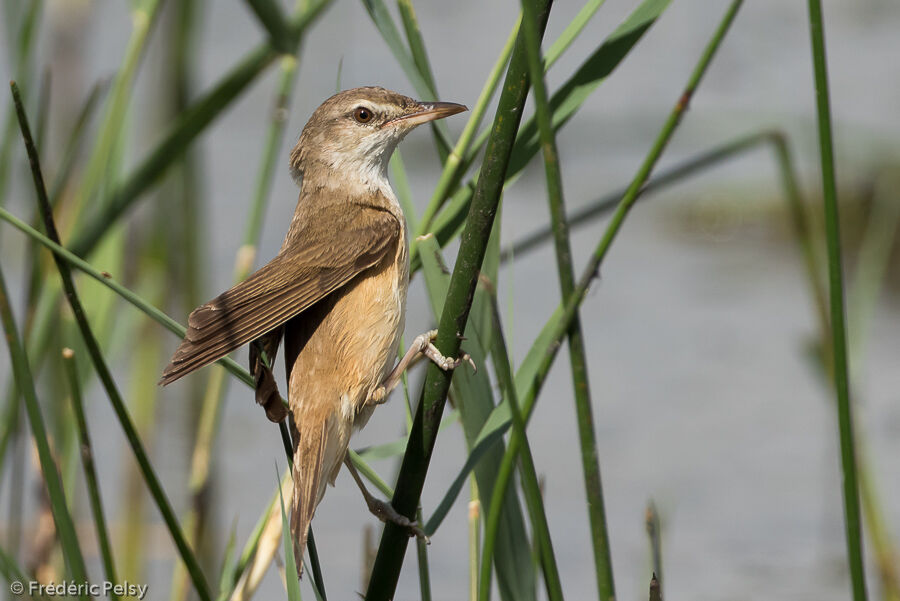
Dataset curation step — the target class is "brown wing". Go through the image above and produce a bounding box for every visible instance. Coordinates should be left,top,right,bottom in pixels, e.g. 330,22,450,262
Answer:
159,203,400,385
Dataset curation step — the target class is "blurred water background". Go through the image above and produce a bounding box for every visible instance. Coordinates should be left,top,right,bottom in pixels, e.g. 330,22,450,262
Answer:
1,1,899,600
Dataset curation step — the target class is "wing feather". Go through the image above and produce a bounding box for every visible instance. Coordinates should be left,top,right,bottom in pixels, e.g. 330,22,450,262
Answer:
159,202,400,385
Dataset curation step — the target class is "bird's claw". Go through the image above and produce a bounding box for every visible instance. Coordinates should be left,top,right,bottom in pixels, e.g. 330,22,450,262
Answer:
368,386,387,406
424,344,477,373
367,498,430,543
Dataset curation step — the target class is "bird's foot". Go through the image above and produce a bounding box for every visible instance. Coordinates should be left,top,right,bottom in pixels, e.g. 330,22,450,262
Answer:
424,343,476,373
365,498,430,543
368,385,387,406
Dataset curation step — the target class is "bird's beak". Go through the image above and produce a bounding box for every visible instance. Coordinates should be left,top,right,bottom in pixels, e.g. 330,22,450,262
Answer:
385,101,467,128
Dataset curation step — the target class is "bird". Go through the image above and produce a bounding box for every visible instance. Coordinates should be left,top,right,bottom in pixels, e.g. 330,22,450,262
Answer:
159,87,467,572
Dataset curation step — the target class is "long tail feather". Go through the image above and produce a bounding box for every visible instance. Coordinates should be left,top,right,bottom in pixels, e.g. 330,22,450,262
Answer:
290,419,328,577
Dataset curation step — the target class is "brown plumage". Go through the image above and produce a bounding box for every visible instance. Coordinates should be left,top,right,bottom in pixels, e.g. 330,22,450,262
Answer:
160,87,465,574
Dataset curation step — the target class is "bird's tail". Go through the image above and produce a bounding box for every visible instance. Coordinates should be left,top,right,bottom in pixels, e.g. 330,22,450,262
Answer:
289,418,329,578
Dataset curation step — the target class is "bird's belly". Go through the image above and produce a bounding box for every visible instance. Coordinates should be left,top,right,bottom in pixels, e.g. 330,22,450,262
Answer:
286,246,408,425
330,253,408,414
284,234,407,490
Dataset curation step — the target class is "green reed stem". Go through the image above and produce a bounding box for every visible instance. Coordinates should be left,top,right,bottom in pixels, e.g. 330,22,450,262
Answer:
177,29,306,597
519,0,613,595
501,0,744,547
806,2,866,599
245,0,294,53
62,348,119,596
479,290,564,601
363,3,551,599
306,528,327,601
0,268,89,600
77,0,161,211
11,81,213,601
410,0,605,257
395,0,451,165
411,17,519,240
468,482,480,601
771,132,831,355
397,0,438,94
0,0,42,213
0,206,252,385
67,0,332,259
415,506,433,601
645,501,662,596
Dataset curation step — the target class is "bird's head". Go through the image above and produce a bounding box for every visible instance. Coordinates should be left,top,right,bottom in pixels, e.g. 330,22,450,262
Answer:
290,86,466,189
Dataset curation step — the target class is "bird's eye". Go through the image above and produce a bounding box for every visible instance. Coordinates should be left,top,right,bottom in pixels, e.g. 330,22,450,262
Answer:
353,107,374,123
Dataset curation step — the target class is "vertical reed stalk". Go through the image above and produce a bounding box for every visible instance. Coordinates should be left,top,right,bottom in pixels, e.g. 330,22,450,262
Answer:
504,1,745,528
0,265,89,601
806,2,867,599
364,2,552,598
519,0,613,596
62,348,119,594
645,501,662,596
468,481,480,601
479,289,564,601
415,507,433,601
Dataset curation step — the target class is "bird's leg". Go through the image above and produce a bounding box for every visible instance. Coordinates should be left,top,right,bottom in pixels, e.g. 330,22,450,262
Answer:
367,329,475,406
249,329,288,423
343,455,429,542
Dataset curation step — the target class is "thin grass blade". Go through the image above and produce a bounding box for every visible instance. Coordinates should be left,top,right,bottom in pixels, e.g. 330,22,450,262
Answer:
62,348,119,592
0,265,90,600
277,472,303,601
806,1,867,598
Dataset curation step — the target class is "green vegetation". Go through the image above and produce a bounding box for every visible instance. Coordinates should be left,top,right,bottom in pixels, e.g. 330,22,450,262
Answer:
0,1,895,600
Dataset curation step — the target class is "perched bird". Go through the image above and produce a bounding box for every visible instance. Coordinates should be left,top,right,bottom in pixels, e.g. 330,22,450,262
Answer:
160,87,467,570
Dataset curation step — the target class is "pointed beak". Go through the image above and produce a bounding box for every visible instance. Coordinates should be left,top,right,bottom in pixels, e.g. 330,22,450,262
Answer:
385,101,467,128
